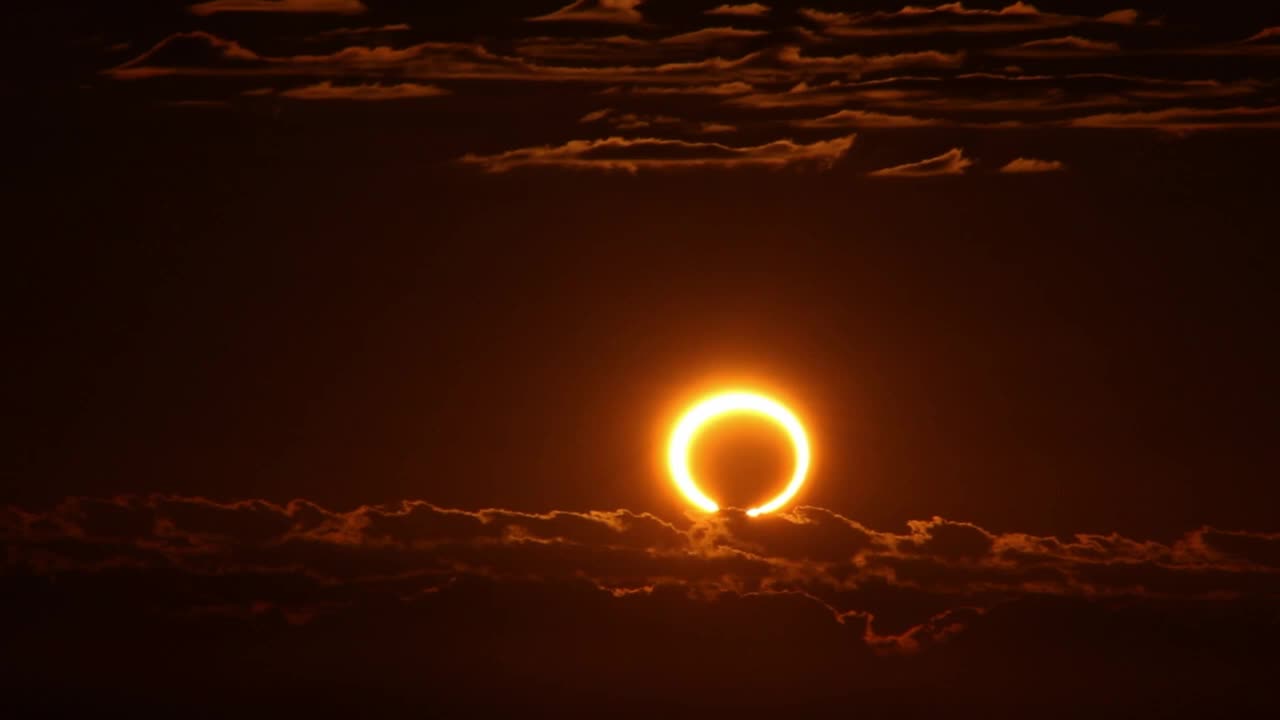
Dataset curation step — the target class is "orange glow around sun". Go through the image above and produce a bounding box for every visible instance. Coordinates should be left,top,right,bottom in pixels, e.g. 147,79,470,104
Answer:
667,390,811,517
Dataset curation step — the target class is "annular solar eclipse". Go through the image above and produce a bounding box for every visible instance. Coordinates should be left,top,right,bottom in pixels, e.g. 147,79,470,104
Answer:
667,390,811,517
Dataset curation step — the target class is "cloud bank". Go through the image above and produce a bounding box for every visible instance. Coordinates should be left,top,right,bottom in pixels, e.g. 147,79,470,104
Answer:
5,495,1277,713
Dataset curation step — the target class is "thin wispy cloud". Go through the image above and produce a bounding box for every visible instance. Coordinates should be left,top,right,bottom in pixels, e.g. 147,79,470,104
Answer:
869,147,974,177
527,0,645,25
279,81,449,100
801,2,1142,38
459,134,856,173
1000,157,1065,173
705,3,770,18
791,109,943,128
189,0,366,15
1068,105,1280,133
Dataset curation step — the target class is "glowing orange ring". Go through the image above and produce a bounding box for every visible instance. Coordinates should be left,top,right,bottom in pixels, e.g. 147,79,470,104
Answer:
667,390,811,517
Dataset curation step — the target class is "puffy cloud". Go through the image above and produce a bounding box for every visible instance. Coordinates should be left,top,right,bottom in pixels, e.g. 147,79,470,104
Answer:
279,81,449,100
1000,157,1065,173
869,147,973,176
527,0,645,25
457,134,856,172
189,0,366,15
705,3,770,18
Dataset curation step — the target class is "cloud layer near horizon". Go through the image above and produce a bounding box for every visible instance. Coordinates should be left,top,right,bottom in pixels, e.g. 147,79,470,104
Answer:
5,495,1278,712
6,495,1278,636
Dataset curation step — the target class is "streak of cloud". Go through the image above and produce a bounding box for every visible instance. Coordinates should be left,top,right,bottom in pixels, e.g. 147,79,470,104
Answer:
279,81,449,100
189,0,366,15
999,157,1065,173
527,0,645,25
705,3,770,18
869,147,973,176
458,134,856,173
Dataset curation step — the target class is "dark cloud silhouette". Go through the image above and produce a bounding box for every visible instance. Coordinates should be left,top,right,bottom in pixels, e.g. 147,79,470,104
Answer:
8,495,1280,615
4,495,1278,715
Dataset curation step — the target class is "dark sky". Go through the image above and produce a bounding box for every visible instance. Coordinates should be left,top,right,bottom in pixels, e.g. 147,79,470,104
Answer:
6,1,1280,717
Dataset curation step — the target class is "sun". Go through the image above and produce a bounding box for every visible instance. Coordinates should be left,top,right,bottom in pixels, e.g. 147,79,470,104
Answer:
667,390,811,517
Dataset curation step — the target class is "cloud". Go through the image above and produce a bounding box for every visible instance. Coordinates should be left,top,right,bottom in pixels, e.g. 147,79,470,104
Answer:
1099,9,1140,25
869,147,973,177
705,3,770,17
279,81,449,100
106,33,965,95
1000,157,1065,173
993,35,1121,57
1242,26,1280,44
1184,26,1280,56
579,107,681,129
774,46,966,76
311,24,412,39
458,134,856,173
791,108,943,128
1067,105,1280,133
729,73,1268,113
581,108,740,134
528,0,645,24
9,495,1278,614
659,27,768,45
108,31,264,79
7,494,1280,715
107,31,727,84
800,2,1142,38
697,121,738,133
603,81,755,96
513,35,657,62
189,0,366,15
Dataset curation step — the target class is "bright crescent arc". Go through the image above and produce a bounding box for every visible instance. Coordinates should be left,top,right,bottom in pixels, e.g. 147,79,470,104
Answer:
667,391,811,517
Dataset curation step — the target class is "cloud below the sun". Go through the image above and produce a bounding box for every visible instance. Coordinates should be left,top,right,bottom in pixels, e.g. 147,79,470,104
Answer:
6,494,1278,711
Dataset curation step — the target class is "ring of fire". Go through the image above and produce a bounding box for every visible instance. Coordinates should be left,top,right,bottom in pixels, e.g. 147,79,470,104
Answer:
667,390,811,517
